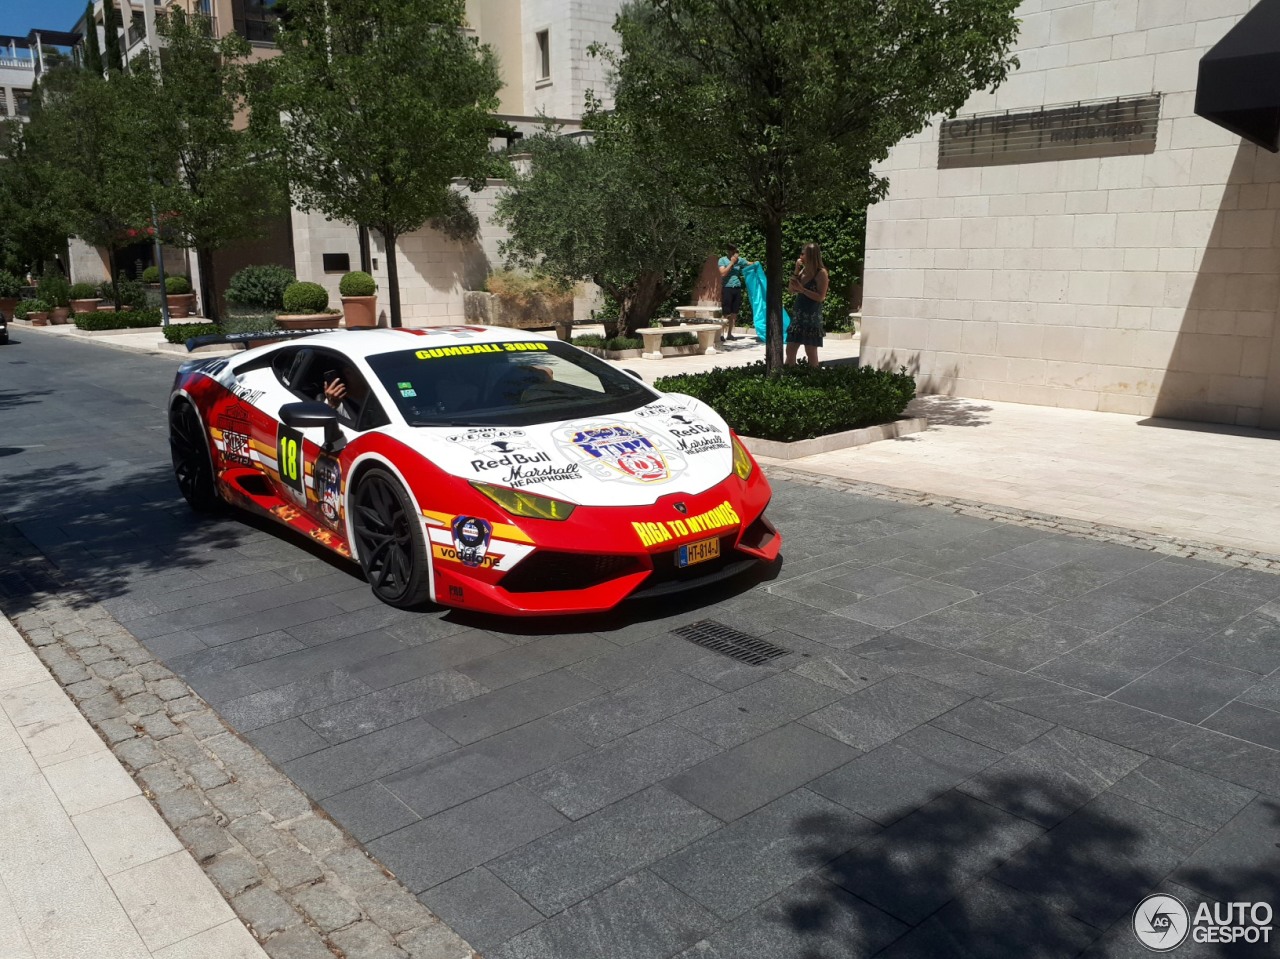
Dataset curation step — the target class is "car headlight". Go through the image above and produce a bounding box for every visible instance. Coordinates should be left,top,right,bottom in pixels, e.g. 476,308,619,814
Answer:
732,436,755,481
471,481,576,521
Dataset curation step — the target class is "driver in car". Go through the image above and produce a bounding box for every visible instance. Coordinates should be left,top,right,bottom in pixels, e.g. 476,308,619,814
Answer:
319,369,361,420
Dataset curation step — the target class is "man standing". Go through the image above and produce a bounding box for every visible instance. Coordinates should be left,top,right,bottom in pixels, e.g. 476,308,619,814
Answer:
717,244,752,341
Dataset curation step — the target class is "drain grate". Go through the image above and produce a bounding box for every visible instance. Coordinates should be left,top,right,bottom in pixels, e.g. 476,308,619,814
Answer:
672,620,789,666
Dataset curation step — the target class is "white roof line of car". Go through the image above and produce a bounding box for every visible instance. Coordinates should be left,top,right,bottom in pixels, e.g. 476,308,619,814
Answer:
297,326,559,357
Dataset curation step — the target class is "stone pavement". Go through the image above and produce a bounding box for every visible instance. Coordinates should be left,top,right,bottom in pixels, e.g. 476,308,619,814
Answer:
3,324,1280,958
0,617,267,959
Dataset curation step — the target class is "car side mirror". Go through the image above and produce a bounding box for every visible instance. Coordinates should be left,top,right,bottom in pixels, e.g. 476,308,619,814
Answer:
280,401,344,451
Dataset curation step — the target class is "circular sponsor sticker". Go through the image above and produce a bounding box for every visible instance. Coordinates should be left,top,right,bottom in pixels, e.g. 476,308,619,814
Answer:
1133,894,1190,952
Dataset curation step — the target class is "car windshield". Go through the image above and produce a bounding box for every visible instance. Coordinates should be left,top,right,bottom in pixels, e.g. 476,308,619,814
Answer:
365,339,658,427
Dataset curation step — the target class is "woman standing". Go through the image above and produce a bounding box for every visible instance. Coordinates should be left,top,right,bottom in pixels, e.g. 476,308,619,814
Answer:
786,242,828,366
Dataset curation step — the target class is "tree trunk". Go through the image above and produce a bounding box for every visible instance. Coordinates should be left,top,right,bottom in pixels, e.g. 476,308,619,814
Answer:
383,229,402,328
106,246,121,310
619,271,670,337
764,215,785,373
196,246,218,322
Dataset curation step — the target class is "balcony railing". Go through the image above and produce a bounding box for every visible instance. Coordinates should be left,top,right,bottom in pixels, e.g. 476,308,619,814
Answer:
0,57,34,70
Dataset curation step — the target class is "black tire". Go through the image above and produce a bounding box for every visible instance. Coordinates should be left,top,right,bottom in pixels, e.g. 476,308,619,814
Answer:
169,400,220,512
351,467,433,608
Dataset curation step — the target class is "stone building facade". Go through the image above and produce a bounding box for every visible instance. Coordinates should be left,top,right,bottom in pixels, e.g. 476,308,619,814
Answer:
860,0,1280,427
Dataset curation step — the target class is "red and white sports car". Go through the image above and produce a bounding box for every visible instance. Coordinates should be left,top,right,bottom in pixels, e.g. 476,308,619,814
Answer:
168,326,781,615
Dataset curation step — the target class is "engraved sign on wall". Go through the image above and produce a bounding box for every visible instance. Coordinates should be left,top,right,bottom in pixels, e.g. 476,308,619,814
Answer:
938,95,1161,168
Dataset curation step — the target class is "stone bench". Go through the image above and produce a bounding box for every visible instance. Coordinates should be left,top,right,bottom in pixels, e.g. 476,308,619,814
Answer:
638,323,723,360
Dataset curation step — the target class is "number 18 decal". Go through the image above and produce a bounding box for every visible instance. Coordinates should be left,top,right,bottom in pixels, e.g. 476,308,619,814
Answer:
276,424,306,496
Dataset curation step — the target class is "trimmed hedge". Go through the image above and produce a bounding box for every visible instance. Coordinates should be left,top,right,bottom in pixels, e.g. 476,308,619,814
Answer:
68,282,99,300
572,333,644,351
282,281,329,314
339,271,376,297
74,308,163,330
141,266,161,284
654,362,916,442
165,275,191,295
162,322,219,344
162,315,279,344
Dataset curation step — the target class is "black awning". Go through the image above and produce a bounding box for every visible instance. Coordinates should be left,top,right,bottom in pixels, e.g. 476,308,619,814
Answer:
1197,0,1280,152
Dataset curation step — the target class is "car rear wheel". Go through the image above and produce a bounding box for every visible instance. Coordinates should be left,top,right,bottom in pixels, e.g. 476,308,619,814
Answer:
169,401,220,512
352,467,432,608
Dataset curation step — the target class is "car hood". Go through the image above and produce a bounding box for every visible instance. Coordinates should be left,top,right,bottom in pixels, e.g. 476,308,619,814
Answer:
378,394,738,507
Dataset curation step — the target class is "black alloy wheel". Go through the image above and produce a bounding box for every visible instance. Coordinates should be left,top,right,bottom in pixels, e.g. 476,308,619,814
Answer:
351,467,432,608
169,401,220,512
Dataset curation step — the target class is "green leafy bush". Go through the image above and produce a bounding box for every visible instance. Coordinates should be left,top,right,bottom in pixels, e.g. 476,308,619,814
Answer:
15,298,49,318
165,275,192,295
0,271,24,298
163,322,220,344
100,273,148,309
225,264,295,310
141,266,161,284
282,281,329,313
339,271,376,297
572,333,605,348
38,273,71,308
73,308,162,330
655,362,915,442
68,282,100,300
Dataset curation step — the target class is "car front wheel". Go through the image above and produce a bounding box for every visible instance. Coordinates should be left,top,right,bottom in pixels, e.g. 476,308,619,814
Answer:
169,401,220,512
351,467,433,608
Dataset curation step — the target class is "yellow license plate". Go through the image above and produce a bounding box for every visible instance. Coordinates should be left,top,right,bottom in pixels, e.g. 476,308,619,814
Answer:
677,536,721,568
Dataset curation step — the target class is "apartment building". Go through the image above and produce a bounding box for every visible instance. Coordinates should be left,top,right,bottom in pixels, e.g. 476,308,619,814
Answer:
0,30,82,121
860,0,1280,428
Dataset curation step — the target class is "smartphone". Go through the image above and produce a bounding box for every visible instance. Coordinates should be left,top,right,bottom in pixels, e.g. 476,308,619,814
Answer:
323,369,339,385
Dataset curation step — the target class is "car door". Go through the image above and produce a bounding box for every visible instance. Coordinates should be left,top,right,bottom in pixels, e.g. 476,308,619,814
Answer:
265,346,387,549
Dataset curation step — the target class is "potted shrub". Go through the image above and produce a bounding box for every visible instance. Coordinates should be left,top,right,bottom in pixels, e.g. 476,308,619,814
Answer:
68,281,102,313
141,265,161,288
277,281,339,329
0,270,22,319
339,271,378,328
39,273,72,324
165,275,196,318
17,298,51,325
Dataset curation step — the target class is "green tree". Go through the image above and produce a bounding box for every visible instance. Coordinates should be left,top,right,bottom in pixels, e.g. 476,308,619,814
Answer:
102,0,123,74
602,0,1020,370
82,4,104,78
133,10,284,321
26,67,155,306
267,0,502,327
495,120,712,337
0,119,72,275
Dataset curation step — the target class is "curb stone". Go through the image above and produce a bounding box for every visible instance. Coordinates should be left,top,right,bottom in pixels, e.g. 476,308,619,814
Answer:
765,464,1280,571
0,518,478,959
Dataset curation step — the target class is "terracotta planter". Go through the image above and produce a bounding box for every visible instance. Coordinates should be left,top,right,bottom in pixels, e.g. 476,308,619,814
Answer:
71,298,102,313
0,297,18,318
166,293,196,319
275,314,341,330
340,295,378,329
50,307,71,324
28,312,49,326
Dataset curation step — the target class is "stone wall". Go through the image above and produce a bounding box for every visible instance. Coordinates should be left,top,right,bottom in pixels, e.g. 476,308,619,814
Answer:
860,0,1280,427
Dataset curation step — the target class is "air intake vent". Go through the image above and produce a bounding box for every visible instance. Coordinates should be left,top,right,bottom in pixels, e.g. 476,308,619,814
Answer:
672,620,789,666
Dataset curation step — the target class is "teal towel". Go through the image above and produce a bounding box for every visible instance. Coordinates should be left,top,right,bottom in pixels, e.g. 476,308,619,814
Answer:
742,261,790,342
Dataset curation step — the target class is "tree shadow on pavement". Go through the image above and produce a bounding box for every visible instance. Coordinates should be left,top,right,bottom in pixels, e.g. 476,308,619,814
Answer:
0,387,53,412
903,395,993,428
0,460,352,614
686,776,1278,958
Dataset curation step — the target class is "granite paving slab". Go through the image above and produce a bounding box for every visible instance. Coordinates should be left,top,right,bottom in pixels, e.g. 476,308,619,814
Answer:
4,335,1280,959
